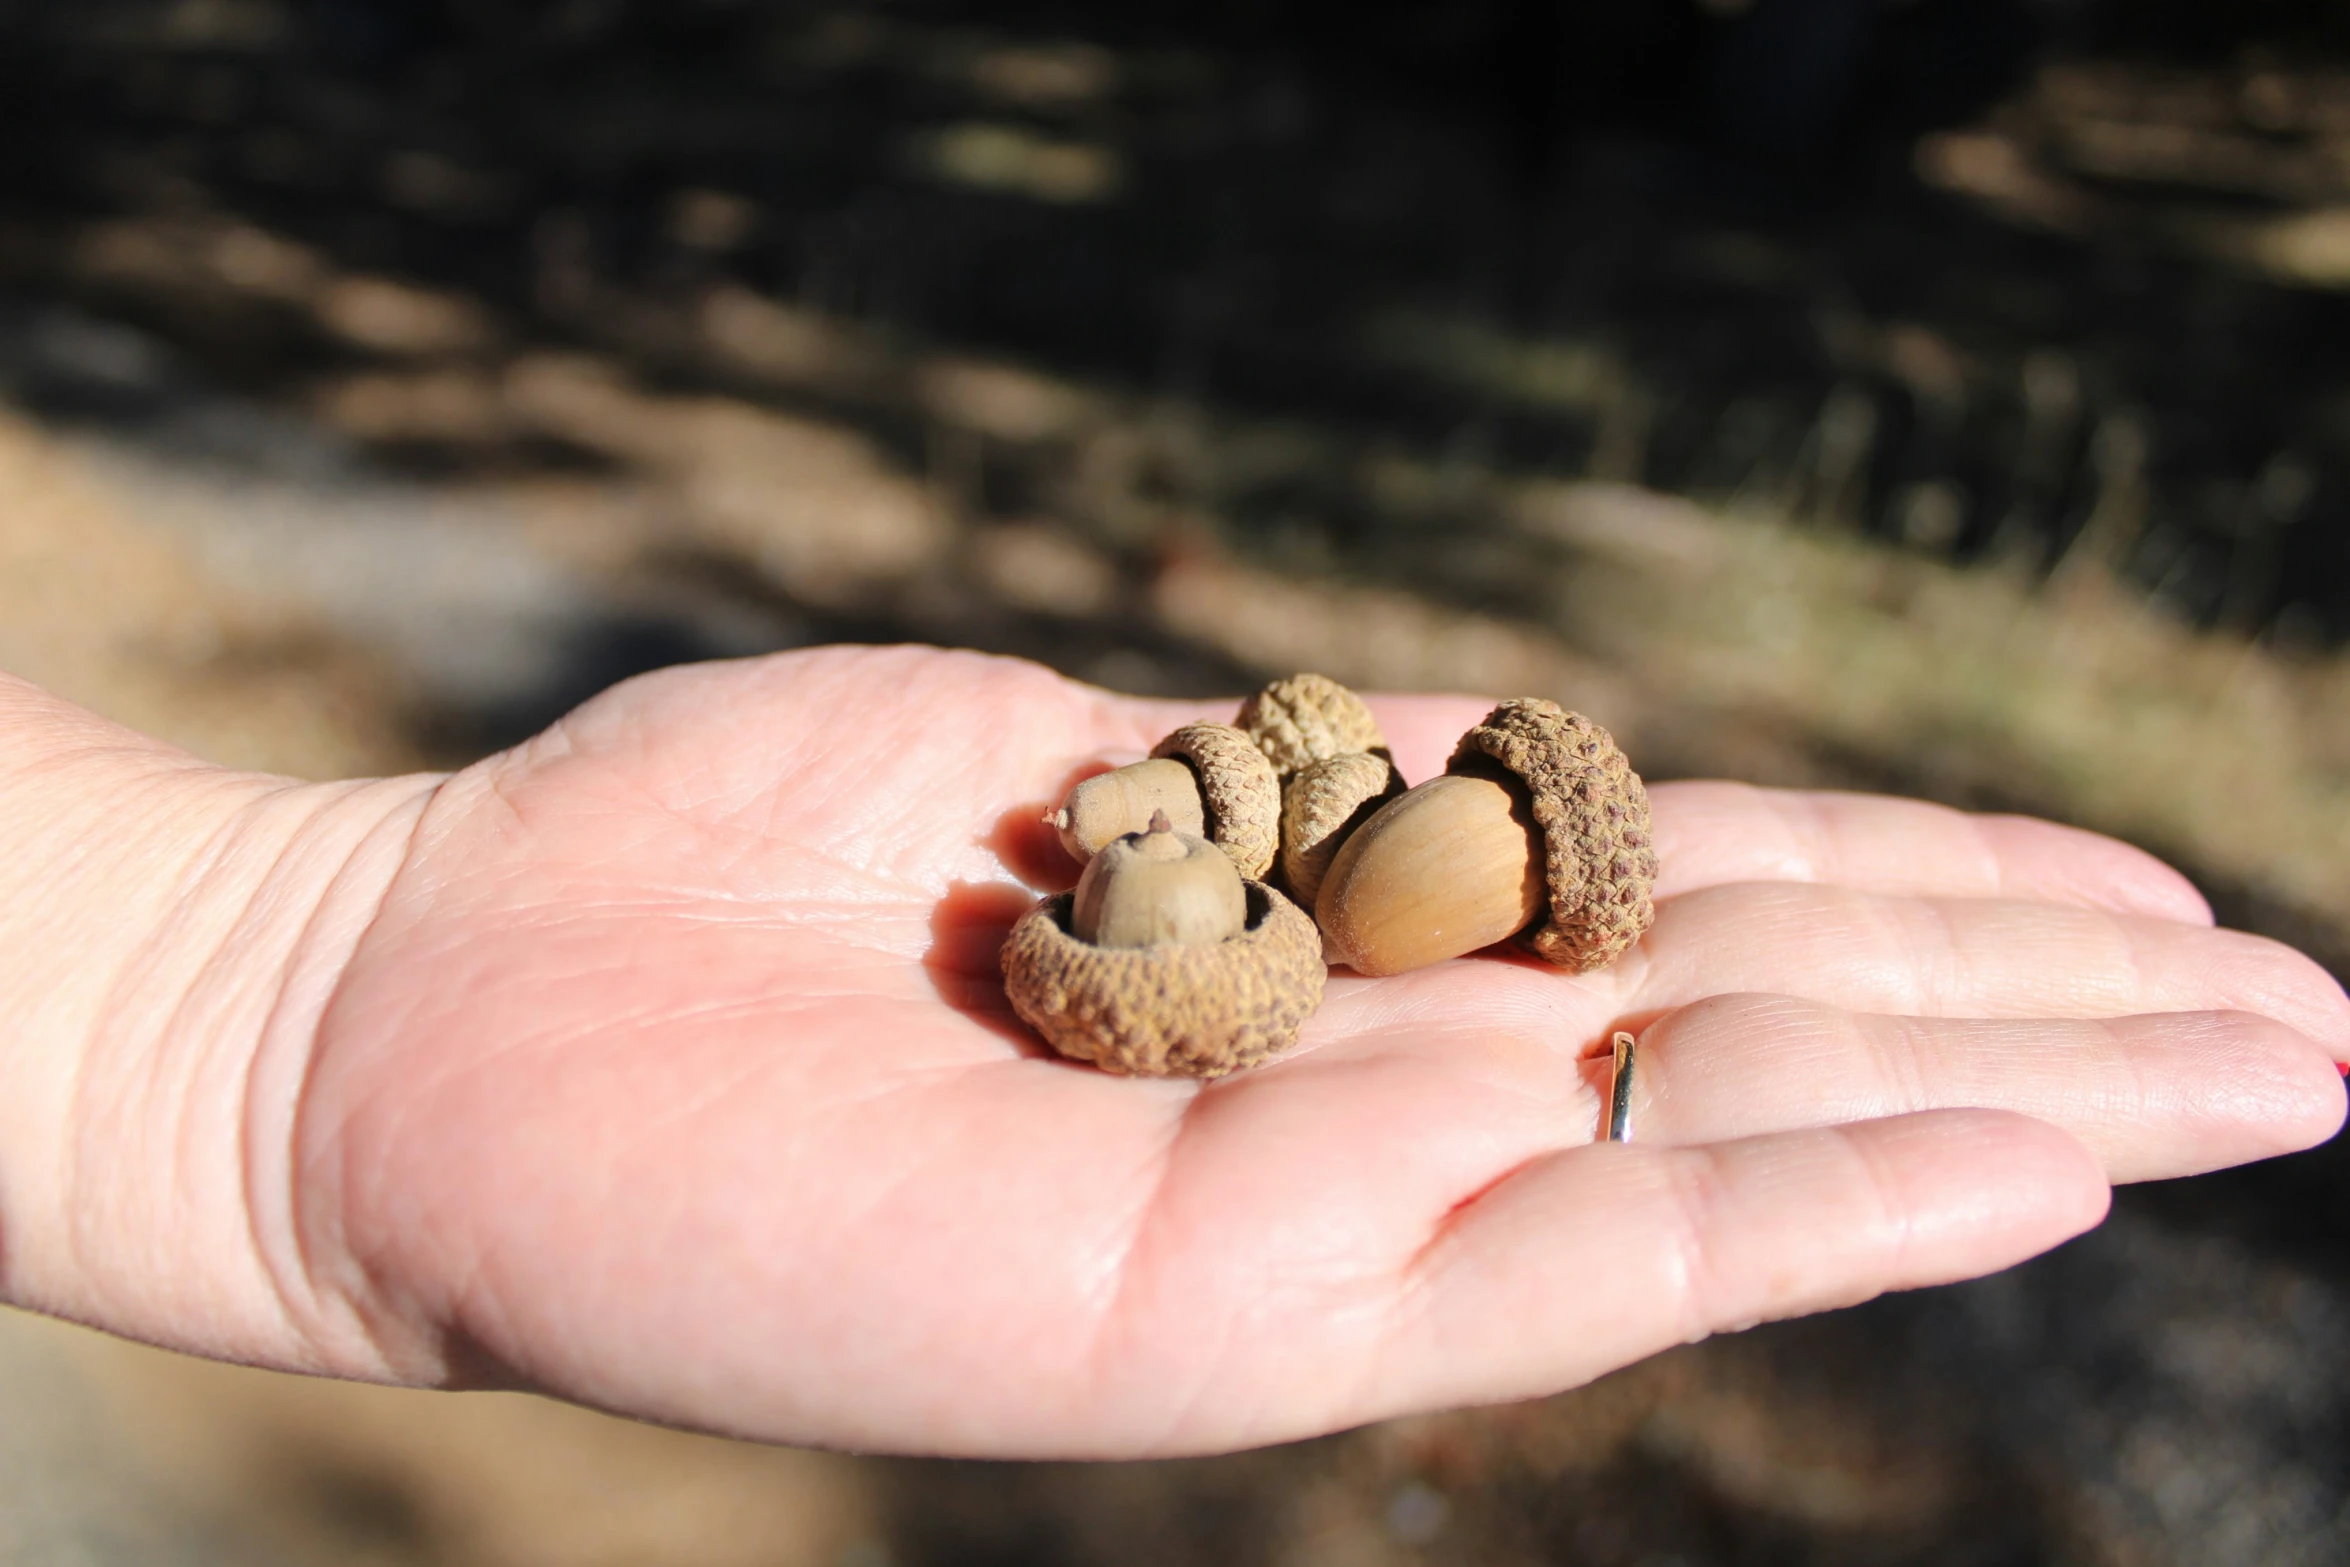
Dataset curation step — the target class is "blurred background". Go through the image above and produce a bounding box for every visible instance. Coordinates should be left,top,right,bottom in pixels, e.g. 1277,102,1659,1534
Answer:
4,0,2349,1561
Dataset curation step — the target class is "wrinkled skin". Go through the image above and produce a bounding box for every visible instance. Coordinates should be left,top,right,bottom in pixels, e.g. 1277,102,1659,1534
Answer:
286,646,2348,1458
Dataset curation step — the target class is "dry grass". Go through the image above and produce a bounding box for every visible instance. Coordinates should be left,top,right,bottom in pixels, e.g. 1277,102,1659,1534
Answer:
4,1309,880,1567
1526,482,2350,933
0,408,407,779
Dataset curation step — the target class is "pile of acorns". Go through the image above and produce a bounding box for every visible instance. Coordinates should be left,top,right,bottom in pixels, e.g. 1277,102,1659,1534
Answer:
1001,674,1657,1077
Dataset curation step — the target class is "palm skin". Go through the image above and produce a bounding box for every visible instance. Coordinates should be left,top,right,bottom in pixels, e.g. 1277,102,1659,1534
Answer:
282,646,2349,1459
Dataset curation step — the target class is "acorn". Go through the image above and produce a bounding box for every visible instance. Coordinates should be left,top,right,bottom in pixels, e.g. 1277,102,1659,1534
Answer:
1049,758,1208,863
1048,673,1387,876
1314,699,1656,976
1002,812,1324,1077
1072,810,1248,947
1045,722,1281,880
1278,748,1407,909
1234,672,1388,779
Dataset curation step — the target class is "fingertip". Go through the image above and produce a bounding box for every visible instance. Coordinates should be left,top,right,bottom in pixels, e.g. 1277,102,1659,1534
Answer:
1849,1109,2111,1268
2327,971,2350,1062
2269,1039,2350,1150
2089,840,2214,927
2129,850,2216,925
2085,1012,2350,1183
2150,873,2217,927
2228,1012,2349,1149
2092,862,2215,928
2314,1066,2348,1132
2244,939,2350,1049
1983,816,2214,925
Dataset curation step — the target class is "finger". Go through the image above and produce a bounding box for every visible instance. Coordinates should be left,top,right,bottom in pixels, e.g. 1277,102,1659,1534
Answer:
1652,782,2212,923
1386,1109,2107,1419
1631,882,2350,1051
1626,995,2348,1183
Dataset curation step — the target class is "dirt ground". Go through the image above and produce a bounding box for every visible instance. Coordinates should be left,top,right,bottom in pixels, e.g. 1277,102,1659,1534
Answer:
3,4,2349,1564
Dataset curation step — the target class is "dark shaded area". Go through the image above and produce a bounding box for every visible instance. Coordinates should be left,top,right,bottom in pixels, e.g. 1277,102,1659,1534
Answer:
2136,1131,2350,1286
278,1462,437,1559
5,0,2350,641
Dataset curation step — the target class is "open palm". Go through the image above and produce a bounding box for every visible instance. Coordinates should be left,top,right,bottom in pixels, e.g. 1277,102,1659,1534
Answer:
285,646,2348,1458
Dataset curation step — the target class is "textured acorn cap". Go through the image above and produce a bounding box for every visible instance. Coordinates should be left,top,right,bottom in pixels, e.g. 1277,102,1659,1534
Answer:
1000,883,1326,1077
1279,750,1406,908
1151,722,1281,880
1235,673,1388,778
1448,699,1656,972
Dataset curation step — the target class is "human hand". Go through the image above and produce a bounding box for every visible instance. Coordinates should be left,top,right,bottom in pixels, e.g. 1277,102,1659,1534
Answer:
7,647,2345,1459
267,646,2342,1455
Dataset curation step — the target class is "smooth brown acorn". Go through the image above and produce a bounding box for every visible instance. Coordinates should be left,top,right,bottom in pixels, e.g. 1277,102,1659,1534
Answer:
1048,759,1206,863
1071,810,1247,948
1313,762,1544,975
1314,699,1656,976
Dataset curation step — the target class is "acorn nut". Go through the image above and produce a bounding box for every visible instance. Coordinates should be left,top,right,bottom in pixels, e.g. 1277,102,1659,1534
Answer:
1049,758,1207,863
1312,765,1544,976
1072,810,1248,948
1047,723,1280,877
1314,699,1656,976
1001,817,1326,1078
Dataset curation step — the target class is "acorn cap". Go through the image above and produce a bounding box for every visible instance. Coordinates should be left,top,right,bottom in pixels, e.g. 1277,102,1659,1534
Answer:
1235,673,1387,778
1279,749,1406,909
1000,883,1326,1077
1447,699,1656,972
1150,722,1281,880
